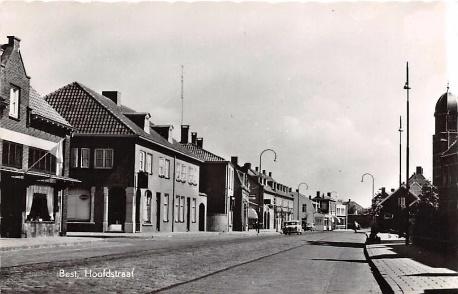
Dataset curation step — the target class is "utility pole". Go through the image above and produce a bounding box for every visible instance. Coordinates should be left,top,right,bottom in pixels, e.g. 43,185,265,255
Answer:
403,62,411,245
398,116,403,187
180,65,184,126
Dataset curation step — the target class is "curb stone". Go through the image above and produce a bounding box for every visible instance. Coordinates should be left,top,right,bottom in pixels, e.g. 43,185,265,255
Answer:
364,245,395,294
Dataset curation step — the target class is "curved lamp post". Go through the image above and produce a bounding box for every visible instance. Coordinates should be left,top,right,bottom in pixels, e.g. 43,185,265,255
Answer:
258,148,277,233
296,182,309,220
361,172,376,237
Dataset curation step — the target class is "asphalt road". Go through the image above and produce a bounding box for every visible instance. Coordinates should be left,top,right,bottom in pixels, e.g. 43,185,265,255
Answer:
1,231,381,293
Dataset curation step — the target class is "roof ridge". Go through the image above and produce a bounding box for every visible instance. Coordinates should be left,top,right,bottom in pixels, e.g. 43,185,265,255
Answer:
73,82,138,135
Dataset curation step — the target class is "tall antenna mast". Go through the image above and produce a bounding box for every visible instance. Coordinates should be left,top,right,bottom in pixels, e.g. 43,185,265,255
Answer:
180,65,184,126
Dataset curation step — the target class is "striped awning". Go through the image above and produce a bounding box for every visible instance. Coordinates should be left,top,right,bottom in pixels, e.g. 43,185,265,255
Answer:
248,208,258,219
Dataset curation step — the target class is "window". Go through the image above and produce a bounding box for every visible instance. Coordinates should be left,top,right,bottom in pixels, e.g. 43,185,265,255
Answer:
94,149,113,169
176,163,181,181
159,157,165,176
163,194,169,221
399,196,406,208
192,198,196,223
302,204,307,213
181,164,187,182
27,193,51,221
146,153,153,174
188,166,193,183
71,148,78,168
28,147,56,174
2,140,23,169
67,189,91,221
164,159,170,178
9,85,20,119
139,151,146,171
175,196,180,222
80,148,90,168
180,196,185,222
144,191,152,223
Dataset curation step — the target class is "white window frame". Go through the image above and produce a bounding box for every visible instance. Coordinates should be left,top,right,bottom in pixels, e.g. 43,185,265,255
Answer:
9,85,20,119
146,153,153,174
94,149,114,169
180,196,185,222
165,159,170,178
175,196,180,222
159,157,165,177
163,194,169,221
139,151,146,172
192,198,196,223
80,148,90,169
70,148,79,168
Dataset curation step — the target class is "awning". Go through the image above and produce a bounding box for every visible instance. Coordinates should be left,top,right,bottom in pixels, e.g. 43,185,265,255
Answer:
0,166,80,183
248,208,258,219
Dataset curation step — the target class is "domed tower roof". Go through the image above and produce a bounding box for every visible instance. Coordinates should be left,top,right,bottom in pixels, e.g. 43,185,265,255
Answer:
435,91,458,115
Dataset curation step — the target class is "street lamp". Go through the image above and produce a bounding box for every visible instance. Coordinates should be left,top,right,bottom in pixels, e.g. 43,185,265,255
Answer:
258,148,277,233
361,172,377,240
297,182,309,221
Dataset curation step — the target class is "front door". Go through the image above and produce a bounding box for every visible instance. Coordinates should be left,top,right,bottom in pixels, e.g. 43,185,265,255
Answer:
198,203,205,231
108,187,126,230
156,193,161,231
1,175,24,237
135,189,141,232
186,197,191,231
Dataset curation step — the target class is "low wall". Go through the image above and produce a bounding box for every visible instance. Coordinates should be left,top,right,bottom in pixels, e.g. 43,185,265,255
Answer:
207,214,228,232
23,221,59,237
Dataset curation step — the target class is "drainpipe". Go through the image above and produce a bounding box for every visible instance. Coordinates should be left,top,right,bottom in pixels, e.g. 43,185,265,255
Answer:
171,155,177,232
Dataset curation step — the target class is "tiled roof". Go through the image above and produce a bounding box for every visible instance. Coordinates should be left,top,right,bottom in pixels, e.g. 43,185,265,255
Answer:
180,143,226,162
45,82,202,162
45,82,133,135
29,87,71,127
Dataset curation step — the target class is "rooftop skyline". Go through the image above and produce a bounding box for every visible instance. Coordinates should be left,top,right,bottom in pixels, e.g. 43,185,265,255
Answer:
1,1,456,206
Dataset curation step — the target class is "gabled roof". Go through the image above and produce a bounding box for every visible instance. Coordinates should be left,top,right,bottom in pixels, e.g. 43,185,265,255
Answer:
29,87,71,128
377,185,419,207
180,143,226,162
45,82,202,162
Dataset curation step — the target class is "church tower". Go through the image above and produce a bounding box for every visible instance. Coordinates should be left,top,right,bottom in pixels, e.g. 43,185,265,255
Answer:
432,89,458,186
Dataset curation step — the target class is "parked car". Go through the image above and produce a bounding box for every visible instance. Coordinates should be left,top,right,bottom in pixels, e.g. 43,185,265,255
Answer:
305,223,315,231
282,220,303,235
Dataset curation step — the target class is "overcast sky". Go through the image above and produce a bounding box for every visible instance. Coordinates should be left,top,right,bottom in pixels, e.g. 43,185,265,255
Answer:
1,1,455,206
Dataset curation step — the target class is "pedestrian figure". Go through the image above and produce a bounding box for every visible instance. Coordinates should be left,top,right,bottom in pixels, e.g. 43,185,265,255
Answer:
354,221,360,233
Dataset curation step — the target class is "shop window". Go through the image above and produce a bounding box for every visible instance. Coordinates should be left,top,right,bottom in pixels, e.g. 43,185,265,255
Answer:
27,193,51,221
2,140,23,169
67,190,91,221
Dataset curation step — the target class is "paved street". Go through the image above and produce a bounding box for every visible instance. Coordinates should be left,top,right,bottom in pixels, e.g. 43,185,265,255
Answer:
1,231,381,293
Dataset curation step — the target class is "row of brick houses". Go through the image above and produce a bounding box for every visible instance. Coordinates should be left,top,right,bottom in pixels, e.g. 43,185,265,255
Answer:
0,36,352,238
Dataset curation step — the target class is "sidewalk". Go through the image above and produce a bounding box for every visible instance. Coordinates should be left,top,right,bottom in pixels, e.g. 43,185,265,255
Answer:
365,233,458,293
1,229,280,252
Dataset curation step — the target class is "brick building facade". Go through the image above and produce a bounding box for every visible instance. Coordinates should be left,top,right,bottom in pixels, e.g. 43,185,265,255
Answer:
45,82,206,233
0,36,76,238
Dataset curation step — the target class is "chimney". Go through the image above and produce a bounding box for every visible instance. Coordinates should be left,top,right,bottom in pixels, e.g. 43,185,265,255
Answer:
196,138,203,148
296,189,299,193
7,36,20,50
255,167,259,172
268,172,272,177
231,156,238,166
180,125,189,144
191,132,197,145
102,91,122,105
316,191,320,197
416,166,423,175
327,192,331,197
391,188,395,192
243,162,251,170
381,187,386,195
289,187,292,192
262,170,266,175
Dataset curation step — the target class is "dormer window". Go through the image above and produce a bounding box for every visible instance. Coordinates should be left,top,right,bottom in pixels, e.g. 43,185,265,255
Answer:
9,85,20,119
